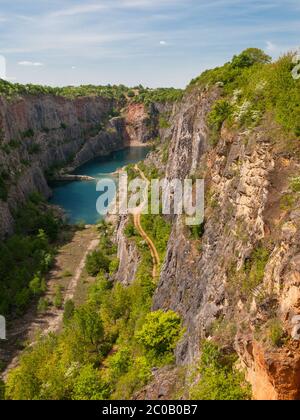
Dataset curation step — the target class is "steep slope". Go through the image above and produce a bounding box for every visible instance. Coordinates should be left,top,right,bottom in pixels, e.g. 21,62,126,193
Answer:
150,52,300,400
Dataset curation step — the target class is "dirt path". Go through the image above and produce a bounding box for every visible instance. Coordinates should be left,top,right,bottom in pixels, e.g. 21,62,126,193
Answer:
133,165,160,279
1,226,99,379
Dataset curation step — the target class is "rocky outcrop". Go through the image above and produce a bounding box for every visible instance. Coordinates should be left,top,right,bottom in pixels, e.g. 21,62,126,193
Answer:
150,86,300,400
115,215,140,286
124,103,157,144
0,94,122,237
0,95,160,237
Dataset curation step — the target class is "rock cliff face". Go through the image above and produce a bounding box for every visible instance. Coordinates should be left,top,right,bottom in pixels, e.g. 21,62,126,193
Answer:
149,86,300,400
0,95,158,237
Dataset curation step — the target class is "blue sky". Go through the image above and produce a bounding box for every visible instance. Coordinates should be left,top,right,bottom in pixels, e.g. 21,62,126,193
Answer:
0,0,299,87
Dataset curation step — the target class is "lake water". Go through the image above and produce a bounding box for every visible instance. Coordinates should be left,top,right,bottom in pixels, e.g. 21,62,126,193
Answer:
50,147,150,224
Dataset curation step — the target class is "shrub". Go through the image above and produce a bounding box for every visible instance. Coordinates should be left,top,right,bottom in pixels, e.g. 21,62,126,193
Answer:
231,48,271,69
85,249,110,276
268,319,285,347
37,297,50,314
22,128,34,139
54,286,63,309
72,364,110,400
109,258,119,275
124,221,136,238
29,274,46,296
135,310,183,364
208,99,232,132
190,341,251,400
290,177,300,193
243,245,270,292
63,300,75,324
159,116,171,129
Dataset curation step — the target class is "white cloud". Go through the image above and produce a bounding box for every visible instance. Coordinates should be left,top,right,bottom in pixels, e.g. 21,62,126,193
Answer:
18,61,44,66
159,40,167,45
50,4,107,18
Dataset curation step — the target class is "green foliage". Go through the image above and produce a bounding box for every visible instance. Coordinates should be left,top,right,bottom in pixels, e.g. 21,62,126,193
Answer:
37,297,50,314
127,90,135,98
109,257,120,275
267,319,285,347
141,214,171,262
5,223,182,400
189,49,300,138
243,246,270,292
74,304,104,350
124,220,136,238
54,286,63,309
208,99,233,141
0,193,59,316
0,79,130,103
0,379,5,400
229,244,270,297
280,193,296,210
72,364,110,400
158,115,171,129
290,177,300,193
135,310,183,365
29,274,46,297
21,128,34,139
15,194,61,241
63,299,75,324
85,249,110,276
133,88,183,106
190,341,251,400
231,48,271,69
189,221,205,240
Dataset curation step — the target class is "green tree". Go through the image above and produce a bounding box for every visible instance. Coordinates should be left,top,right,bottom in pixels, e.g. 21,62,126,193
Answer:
135,310,183,364
85,249,110,276
63,299,75,324
231,48,271,69
74,305,104,348
72,365,110,400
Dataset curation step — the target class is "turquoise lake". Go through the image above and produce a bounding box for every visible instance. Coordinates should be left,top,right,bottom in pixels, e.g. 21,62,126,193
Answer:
50,147,150,224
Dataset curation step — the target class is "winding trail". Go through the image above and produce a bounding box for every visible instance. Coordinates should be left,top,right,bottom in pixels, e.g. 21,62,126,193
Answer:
133,165,160,280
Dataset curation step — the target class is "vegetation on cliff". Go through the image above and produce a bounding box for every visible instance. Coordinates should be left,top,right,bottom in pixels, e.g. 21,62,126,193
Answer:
190,48,300,139
190,341,251,400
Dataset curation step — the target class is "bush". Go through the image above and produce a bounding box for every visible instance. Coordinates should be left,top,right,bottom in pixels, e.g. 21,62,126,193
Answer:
72,364,110,400
208,99,232,131
135,310,183,364
124,221,136,238
29,274,46,296
37,297,50,314
85,249,110,276
109,258,119,275
190,341,251,400
268,319,285,347
54,286,63,309
63,300,75,324
231,48,271,69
